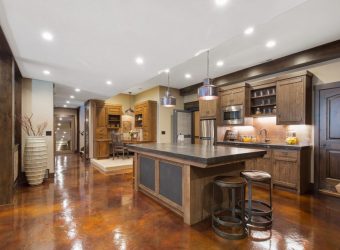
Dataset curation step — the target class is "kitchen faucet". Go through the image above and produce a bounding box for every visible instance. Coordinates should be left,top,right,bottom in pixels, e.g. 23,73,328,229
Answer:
259,128,270,143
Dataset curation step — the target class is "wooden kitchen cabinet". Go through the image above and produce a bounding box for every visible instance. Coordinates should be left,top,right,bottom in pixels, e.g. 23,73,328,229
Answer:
96,140,109,159
134,100,157,142
276,72,312,125
91,100,123,159
199,99,217,119
237,144,311,194
219,83,250,117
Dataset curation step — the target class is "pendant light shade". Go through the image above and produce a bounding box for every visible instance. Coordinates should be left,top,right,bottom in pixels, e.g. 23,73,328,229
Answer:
197,50,219,100
125,92,134,116
161,71,176,107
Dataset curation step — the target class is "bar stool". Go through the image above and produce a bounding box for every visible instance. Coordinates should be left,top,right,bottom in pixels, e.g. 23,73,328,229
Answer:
240,170,272,229
212,176,247,240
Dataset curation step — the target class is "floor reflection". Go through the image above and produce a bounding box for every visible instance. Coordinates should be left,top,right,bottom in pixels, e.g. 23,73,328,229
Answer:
0,154,339,249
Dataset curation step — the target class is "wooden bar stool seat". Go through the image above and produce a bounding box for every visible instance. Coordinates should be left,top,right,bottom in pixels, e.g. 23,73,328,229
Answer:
240,170,273,230
212,176,247,240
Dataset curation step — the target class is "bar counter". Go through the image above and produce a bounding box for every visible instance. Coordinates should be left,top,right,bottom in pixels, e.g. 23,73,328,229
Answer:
127,143,266,225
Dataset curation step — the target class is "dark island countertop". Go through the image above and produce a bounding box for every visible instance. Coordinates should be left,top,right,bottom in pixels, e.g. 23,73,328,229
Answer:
127,143,266,167
216,141,312,150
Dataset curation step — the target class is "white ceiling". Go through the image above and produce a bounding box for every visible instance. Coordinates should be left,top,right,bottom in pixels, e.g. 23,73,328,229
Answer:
1,0,340,107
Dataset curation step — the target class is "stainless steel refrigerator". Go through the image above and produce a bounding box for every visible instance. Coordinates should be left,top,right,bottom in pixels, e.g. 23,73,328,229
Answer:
200,119,216,145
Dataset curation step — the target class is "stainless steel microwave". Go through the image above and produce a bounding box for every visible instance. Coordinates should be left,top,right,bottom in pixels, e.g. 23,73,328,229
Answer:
221,105,244,125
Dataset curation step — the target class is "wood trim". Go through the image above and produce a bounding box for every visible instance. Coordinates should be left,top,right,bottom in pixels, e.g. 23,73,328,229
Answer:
180,40,340,95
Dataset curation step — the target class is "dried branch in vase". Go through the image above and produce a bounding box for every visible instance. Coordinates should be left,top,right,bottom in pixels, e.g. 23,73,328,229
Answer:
18,114,48,136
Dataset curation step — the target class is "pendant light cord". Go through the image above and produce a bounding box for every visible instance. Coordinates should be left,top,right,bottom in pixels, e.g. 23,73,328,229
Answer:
207,50,210,79
167,72,170,93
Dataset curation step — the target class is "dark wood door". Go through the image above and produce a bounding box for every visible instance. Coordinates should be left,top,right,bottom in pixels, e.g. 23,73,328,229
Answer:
317,85,340,196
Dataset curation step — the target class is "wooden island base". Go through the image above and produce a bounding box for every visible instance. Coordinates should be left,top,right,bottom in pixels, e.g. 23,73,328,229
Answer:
129,144,266,225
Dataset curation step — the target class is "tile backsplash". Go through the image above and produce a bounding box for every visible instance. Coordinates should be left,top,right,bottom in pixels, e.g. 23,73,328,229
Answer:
217,116,312,144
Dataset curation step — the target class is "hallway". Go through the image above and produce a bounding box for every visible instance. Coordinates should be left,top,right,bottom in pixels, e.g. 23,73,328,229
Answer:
0,154,340,250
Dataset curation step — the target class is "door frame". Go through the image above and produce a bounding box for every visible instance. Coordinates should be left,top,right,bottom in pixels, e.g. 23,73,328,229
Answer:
314,81,340,195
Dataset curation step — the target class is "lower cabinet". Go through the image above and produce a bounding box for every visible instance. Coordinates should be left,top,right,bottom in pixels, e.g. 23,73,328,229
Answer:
96,140,109,159
244,147,311,194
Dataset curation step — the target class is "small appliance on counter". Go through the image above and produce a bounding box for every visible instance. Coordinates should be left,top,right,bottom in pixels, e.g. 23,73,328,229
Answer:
223,130,238,141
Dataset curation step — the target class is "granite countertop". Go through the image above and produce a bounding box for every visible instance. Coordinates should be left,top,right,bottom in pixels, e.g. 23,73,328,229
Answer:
127,143,266,166
216,141,312,150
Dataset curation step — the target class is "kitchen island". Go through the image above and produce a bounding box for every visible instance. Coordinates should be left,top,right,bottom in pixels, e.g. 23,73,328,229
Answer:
127,143,266,225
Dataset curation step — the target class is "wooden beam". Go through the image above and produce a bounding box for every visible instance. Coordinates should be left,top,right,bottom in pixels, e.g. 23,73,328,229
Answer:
180,40,340,96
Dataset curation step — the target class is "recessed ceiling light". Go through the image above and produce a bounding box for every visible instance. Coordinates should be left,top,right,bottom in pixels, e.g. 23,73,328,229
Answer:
106,80,112,85
63,104,67,107
216,60,224,67
63,131,67,134
59,117,62,121
244,27,254,35
57,123,61,126
57,127,60,130
41,31,54,41
135,57,144,65
215,0,228,6
266,40,276,48
66,101,70,104
75,88,80,92
185,74,192,79
43,70,50,75
70,95,74,99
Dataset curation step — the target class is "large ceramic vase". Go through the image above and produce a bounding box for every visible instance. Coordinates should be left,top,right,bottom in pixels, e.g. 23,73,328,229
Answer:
24,136,47,185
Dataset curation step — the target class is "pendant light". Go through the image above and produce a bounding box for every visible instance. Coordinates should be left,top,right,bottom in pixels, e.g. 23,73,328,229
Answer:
197,50,218,100
125,92,134,116
160,71,176,107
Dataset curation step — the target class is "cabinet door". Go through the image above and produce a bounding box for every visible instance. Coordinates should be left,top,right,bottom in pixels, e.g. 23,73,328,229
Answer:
272,159,298,189
232,88,245,105
96,141,109,158
220,91,233,107
245,159,256,170
199,100,217,119
256,150,272,174
276,77,305,124
96,106,107,127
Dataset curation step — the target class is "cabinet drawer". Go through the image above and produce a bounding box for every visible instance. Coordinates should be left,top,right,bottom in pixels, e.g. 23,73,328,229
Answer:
273,150,298,161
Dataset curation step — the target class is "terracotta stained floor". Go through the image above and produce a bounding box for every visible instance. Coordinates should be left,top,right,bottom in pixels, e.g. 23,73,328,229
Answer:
1,154,340,250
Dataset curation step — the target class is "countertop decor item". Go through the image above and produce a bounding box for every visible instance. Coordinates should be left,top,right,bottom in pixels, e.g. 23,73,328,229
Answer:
198,50,218,100
19,114,48,186
160,70,176,107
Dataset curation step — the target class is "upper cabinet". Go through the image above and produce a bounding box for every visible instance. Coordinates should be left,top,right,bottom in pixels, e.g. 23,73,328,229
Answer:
199,99,217,119
220,86,249,107
219,83,250,113
276,72,312,125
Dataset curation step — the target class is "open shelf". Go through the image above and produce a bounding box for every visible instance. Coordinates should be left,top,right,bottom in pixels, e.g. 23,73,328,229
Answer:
107,114,121,129
135,113,143,128
251,86,276,116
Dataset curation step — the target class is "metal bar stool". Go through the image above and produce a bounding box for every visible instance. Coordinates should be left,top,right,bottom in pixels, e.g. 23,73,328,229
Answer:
212,176,247,240
240,170,272,230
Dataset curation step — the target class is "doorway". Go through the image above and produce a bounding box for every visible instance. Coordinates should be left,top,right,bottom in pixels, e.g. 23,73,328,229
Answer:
55,115,76,154
315,82,340,197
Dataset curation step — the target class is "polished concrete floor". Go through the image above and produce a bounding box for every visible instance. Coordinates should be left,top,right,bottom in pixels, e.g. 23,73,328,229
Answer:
1,154,340,250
